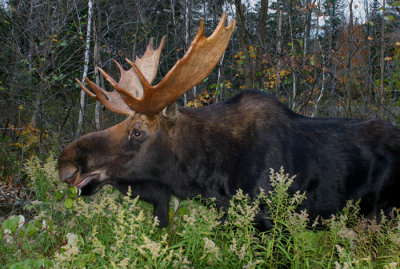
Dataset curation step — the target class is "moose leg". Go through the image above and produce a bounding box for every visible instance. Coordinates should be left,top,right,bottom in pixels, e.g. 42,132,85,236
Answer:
113,180,171,227
152,195,171,227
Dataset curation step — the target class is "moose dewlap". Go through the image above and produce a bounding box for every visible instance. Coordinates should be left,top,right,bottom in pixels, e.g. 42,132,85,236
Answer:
58,13,400,229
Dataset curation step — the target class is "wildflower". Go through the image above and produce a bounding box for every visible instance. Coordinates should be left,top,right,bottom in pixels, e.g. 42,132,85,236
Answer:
153,216,159,227
335,244,344,257
66,232,79,246
17,215,25,228
385,262,398,269
238,244,247,260
70,246,79,256
242,260,263,269
3,228,13,243
118,257,130,268
203,237,220,260
389,231,400,248
54,252,68,262
173,256,192,268
230,238,237,253
338,227,358,243
141,235,161,259
312,216,320,228
183,214,196,226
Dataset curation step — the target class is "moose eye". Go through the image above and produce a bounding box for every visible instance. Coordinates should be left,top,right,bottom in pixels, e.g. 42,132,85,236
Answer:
131,130,143,139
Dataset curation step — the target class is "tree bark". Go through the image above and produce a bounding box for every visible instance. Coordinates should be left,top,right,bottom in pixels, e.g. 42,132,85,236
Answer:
303,0,314,60
183,0,192,106
275,2,283,97
76,0,94,137
234,0,253,89
345,0,353,117
379,0,386,105
29,0,39,125
93,0,102,131
256,0,268,89
288,4,297,108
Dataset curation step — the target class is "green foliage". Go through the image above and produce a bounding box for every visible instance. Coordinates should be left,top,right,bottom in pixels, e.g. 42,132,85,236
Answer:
0,157,399,268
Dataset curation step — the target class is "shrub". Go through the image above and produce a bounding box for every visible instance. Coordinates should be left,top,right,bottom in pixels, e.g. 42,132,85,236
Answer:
0,157,399,268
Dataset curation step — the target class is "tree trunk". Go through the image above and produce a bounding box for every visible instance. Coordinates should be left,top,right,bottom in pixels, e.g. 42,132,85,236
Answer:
216,53,225,102
303,0,313,61
312,0,324,117
275,3,283,97
93,0,102,131
234,0,253,89
76,0,94,137
288,4,296,108
379,0,386,105
364,0,372,109
256,0,268,89
29,0,39,125
183,0,192,106
345,0,353,117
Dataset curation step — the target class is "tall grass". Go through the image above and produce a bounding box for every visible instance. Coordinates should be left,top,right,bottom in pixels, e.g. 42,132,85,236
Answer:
1,156,399,268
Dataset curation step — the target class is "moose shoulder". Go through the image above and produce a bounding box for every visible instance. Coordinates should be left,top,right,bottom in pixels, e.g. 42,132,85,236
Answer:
58,14,400,229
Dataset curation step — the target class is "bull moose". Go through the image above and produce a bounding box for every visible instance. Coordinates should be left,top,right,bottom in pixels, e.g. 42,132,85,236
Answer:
58,13,400,229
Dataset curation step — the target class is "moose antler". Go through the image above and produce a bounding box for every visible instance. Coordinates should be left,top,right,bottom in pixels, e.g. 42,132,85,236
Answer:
80,12,235,115
76,36,166,115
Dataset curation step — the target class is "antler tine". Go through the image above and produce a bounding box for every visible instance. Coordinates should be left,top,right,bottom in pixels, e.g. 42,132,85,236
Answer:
85,77,133,116
112,59,125,73
100,35,166,103
76,36,166,116
75,78,98,100
76,70,134,116
121,12,236,115
133,36,166,85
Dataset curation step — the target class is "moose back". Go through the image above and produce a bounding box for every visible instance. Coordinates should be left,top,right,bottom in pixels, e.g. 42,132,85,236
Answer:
58,14,400,229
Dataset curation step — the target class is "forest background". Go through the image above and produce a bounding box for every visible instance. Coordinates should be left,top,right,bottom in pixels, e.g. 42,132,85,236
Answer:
1,1,400,267
0,0,400,216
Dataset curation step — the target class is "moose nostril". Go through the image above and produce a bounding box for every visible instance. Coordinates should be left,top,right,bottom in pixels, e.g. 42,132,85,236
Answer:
64,171,78,185
59,164,79,185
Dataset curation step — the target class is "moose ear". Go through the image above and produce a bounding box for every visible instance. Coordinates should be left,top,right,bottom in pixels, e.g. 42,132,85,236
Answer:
162,102,178,119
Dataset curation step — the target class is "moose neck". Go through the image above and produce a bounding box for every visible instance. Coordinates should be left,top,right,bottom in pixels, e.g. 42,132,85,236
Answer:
165,104,261,203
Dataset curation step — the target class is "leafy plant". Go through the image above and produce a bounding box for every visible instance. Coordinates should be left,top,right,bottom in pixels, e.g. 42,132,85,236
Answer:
1,157,399,268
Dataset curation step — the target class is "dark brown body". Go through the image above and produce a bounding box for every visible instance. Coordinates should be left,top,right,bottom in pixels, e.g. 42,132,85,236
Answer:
59,90,400,229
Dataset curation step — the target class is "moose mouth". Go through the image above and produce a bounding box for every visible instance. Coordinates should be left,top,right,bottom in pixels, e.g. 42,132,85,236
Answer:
74,173,100,189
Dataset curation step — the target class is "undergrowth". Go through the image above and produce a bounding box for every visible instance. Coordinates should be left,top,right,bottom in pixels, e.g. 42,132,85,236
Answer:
1,156,399,268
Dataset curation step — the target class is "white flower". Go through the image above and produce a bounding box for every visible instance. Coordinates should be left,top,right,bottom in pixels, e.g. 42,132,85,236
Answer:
18,215,25,228
3,229,13,243
66,232,79,246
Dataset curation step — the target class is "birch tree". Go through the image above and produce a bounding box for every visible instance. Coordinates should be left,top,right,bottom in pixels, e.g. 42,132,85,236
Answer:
76,0,93,137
